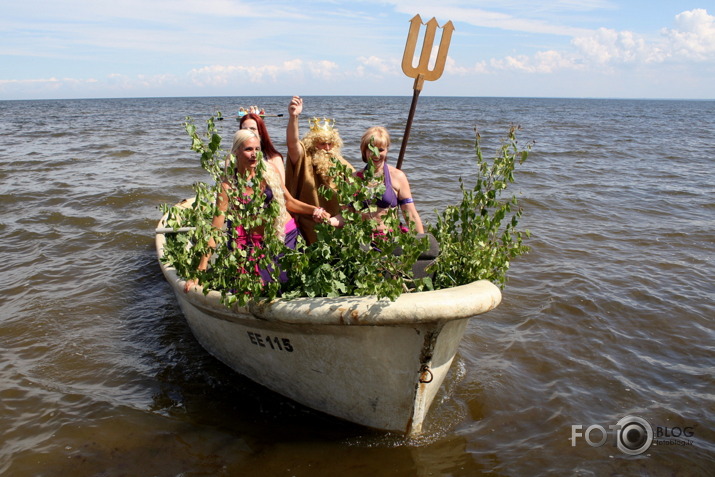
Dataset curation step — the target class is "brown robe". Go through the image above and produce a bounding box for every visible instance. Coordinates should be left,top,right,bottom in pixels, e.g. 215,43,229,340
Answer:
286,142,354,244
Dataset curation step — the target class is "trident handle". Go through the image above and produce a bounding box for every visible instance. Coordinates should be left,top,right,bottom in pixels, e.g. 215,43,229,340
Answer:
396,15,454,170
395,77,423,170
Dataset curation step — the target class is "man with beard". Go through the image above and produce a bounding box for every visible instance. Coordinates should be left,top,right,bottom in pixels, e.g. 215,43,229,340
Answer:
286,95,354,244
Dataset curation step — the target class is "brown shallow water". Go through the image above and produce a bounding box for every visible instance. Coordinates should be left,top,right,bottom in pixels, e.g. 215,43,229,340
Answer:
0,96,713,476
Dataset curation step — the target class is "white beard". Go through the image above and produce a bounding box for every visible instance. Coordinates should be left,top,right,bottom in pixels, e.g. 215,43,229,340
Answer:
312,148,345,187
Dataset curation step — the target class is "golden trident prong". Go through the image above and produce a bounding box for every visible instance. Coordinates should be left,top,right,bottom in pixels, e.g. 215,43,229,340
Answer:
402,15,454,91
396,14,454,169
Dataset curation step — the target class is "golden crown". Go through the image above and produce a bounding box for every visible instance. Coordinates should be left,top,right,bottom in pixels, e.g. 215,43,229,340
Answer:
308,117,335,132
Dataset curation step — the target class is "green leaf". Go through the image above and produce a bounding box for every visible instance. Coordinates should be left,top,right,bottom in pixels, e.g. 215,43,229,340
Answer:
428,126,532,289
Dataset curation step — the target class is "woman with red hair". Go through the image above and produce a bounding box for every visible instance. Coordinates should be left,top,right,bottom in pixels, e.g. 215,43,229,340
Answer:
239,113,286,183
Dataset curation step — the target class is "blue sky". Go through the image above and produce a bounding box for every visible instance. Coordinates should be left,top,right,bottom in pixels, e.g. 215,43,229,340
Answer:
1,1,713,100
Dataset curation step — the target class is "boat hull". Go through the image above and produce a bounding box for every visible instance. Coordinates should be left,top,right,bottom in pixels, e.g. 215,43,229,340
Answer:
156,204,501,435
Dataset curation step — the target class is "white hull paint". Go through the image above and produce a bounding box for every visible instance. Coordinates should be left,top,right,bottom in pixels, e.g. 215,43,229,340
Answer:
156,206,501,435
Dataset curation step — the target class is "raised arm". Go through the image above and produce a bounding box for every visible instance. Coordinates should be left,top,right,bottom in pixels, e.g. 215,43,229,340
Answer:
286,96,304,166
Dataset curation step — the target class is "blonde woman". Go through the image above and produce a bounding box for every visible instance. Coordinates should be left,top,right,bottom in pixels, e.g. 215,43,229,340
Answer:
329,127,424,234
184,129,329,292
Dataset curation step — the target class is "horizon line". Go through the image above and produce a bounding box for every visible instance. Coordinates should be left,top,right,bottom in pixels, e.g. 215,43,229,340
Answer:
2,94,713,102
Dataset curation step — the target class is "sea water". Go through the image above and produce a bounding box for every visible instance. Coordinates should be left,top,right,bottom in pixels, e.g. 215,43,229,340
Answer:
0,96,713,475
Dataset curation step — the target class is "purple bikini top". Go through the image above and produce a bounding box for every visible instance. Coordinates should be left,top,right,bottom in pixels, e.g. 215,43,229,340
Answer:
359,162,398,208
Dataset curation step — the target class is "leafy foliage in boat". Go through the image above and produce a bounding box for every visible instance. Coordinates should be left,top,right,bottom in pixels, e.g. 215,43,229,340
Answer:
160,116,530,305
280,157,432,300
429,125,531,289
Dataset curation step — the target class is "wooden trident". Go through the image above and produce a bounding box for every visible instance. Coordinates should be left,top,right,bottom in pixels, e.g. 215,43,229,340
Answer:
396,15,454,169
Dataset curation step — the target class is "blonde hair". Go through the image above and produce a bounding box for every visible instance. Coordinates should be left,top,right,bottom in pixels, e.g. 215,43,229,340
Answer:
232,128,258,156
303,128,343,155
230,129,288,241
360,126,391,163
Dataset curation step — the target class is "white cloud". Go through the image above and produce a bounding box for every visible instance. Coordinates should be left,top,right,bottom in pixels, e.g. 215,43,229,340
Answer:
187,59,345,87
189,64,283,87
662,8,715,61
0,76,99,88
0,76,103,97
0,0,265,23
386,0,597,36
572,28,653,65
570,8,715,68
357,56,401,77
307,60,341,80
489,49,579,73
470,9,715,74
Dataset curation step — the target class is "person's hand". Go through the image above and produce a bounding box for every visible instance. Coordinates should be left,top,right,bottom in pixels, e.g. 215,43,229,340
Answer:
184,278,198,293
289,96,303,116
312,207,330,223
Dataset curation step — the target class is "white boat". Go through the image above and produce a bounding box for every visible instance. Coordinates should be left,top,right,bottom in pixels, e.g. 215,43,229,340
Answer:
155,201,502,436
